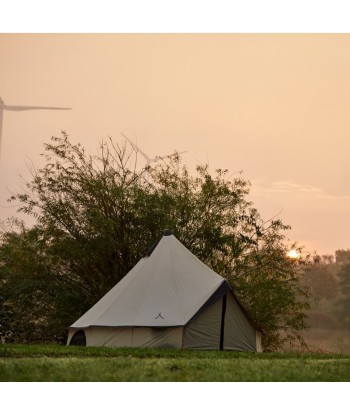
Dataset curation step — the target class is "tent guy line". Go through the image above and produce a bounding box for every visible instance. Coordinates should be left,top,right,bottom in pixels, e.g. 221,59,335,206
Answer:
0,96,71,157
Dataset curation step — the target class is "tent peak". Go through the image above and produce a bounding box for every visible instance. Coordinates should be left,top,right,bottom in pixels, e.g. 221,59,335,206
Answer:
146,230,174,257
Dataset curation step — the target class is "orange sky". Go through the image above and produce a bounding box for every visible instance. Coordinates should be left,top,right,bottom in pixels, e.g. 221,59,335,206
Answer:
0,34,349,255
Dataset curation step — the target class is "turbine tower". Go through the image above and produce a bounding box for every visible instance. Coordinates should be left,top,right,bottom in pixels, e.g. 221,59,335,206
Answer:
0,96,71,156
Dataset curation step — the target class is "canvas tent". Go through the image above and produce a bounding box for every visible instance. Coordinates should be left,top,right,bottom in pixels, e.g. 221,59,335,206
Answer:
68,231,262,351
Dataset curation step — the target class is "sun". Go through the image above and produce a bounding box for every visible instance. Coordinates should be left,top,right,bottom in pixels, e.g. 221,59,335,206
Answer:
287,249,301,259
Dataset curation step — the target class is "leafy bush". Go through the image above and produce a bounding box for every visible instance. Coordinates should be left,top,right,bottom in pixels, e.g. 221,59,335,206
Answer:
0,133,311,350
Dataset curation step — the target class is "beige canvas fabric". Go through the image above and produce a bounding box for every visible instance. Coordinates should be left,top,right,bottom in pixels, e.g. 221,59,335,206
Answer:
182,293,260,351
67,326,183,348
182,297,222,349
223,293,257,351
71,235,224,328
68,233,262,351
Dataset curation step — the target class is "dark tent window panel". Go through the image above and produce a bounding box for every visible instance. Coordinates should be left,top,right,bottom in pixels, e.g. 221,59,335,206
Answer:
69,330,86,346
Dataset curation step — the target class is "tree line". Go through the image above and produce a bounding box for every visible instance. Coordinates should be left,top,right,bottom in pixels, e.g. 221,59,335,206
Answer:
300,250,350,352
0,133,312,350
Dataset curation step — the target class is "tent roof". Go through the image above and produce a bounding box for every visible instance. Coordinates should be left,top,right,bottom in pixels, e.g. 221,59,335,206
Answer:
70,233,228,328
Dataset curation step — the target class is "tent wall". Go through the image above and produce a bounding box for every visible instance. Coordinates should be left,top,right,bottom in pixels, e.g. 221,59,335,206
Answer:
131,327,183,348
67,294,262,351
181,293,261,351
223,292,258,351
182,298,222,349
68,326,183,348
85,327,132,347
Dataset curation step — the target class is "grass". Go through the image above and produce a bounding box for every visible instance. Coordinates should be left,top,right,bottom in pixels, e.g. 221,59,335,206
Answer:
1,344,350,381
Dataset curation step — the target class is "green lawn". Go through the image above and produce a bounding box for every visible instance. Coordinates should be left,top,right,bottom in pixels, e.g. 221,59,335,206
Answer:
1,344,349,381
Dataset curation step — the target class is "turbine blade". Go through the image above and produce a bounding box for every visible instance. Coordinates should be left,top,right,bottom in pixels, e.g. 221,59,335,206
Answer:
120,132,151,163
159,150,188,158
4,105,71,111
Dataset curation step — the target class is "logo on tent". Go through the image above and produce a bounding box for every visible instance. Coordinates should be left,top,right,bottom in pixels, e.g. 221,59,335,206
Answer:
155,313,165,319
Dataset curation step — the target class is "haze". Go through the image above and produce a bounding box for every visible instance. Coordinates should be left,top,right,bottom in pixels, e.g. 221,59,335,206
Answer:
0,34,349,255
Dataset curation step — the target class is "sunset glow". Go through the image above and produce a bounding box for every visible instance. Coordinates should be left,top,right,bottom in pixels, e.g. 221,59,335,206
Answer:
287,249,301,259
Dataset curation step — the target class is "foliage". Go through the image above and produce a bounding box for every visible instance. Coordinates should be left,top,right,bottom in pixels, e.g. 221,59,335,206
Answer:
335,249,350,265
297,252,350,354
337,258,350,327
0,222,85,343
0,133,311,350
302,261,338,303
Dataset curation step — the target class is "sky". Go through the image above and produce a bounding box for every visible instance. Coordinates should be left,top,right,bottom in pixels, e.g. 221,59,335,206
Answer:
1,33,350,255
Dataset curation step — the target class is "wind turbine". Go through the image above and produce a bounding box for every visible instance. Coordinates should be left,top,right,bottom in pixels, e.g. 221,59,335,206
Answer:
0,96,71,156
120,132,187,167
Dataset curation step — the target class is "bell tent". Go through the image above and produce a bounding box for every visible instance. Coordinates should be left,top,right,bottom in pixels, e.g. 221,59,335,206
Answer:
68,231,262,351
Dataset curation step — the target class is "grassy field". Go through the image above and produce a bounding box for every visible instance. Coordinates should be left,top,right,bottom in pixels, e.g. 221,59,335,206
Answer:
1,344,350,381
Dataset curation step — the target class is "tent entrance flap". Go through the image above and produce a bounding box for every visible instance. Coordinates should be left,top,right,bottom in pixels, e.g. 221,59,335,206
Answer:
182,298,222,349
186,280,231,326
